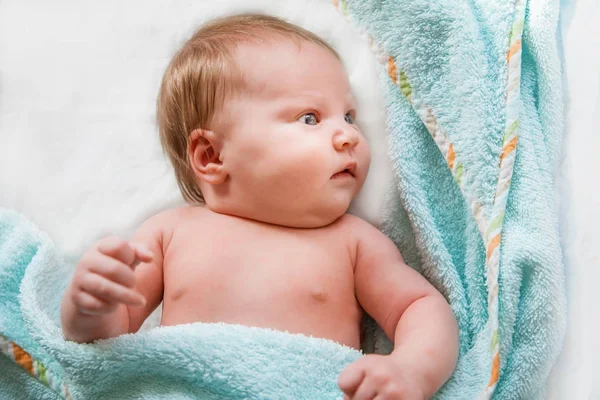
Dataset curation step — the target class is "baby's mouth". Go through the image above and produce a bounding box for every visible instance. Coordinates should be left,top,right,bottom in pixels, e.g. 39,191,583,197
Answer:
331,162,357,179
331,170,354,179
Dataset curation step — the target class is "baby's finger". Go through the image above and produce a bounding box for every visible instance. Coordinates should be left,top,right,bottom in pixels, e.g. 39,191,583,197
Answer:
72,291,116,316
129,242,154,267
339,365,365,395
87,252,137,288
97,236,137,266
80,273,146,307
352,379,378,400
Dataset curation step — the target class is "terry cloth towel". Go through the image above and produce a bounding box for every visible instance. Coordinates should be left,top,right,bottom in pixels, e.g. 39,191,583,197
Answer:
335,0,567,398
0,209,362,400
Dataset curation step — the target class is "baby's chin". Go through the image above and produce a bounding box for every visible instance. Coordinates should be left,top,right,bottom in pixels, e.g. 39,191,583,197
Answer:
259,202,352,229
221,203,351,229
280,211,348,229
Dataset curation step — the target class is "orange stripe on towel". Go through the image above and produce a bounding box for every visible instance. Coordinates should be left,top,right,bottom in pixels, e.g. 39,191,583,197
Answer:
387,56,398,85
487,234,501,260
447,144,456,170
507,39,522,60
500,136,518,162
12,342,34,374
488,352,500,386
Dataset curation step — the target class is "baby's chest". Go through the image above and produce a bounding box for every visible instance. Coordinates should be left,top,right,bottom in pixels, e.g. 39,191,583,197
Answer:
163,233,355,306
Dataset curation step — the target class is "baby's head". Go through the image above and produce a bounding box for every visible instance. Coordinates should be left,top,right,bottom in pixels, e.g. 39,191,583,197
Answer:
157,14,370,228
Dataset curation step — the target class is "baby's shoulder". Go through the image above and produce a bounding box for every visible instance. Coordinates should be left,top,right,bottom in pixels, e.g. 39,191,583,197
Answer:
154,205,207,220
332,213,383,241
334,213,377,232
135,206,209,250
335,213,396,251
138,205,207,234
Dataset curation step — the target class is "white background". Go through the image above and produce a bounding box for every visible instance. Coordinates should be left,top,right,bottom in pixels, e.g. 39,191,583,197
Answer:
546,0,599,398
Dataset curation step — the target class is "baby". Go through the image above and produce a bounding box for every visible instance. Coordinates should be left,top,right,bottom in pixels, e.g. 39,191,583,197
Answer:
60,14,458,399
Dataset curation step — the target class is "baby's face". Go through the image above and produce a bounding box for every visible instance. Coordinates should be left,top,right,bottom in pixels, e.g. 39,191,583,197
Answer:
219,38,370,228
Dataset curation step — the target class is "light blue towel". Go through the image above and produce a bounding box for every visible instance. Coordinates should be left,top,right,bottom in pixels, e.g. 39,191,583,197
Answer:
339,0,567,398
0,209,362,399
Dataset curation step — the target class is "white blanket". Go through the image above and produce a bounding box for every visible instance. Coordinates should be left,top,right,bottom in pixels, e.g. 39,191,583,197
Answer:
546,0,600,398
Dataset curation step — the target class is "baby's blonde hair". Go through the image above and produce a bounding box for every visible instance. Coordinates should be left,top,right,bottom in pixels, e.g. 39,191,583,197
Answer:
157,14,340,204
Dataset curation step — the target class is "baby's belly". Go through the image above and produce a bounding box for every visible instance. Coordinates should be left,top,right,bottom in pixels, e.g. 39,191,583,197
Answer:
160,269,363,349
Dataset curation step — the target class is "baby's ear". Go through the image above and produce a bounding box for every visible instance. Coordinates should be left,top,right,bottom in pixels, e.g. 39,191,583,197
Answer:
188,129,227,185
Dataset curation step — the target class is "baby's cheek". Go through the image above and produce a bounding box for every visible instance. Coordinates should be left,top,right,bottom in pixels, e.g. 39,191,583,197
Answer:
359,141,371,167
279,147,323,175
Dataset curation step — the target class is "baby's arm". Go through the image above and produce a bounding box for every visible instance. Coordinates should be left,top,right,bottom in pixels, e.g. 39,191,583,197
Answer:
339,218,458,399
60,214,167,343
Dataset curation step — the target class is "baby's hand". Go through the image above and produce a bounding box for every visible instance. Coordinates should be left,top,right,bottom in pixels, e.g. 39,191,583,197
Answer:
338,354,427,400
67,237,153,316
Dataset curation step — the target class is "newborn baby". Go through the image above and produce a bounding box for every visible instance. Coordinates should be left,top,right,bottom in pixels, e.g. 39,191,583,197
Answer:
61,14,458,399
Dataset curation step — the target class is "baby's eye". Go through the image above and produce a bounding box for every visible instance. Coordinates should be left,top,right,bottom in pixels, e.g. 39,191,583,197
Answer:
298,113,319,125
344,113,355,124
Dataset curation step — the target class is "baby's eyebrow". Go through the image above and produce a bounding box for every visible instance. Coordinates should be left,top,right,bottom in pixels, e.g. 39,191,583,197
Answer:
272,101,315,119
285,93,329,107
276,92,357,112
269,96,325,116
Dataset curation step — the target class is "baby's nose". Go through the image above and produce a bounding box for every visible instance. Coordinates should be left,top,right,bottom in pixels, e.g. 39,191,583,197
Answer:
333,127,360,151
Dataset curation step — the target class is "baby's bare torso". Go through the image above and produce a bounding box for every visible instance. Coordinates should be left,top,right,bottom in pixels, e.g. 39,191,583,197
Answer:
159,208,363,349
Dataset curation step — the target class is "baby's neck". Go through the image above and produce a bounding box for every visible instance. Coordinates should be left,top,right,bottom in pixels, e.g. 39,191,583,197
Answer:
196,203,348,230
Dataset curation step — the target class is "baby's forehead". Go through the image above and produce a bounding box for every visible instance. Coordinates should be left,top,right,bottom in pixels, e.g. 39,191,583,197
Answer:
232,32,334,61
233,38,305,78
233,38,349,95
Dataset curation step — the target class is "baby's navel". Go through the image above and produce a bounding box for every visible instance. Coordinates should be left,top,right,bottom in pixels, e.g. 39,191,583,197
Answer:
169,286,187,302
310,290,328,302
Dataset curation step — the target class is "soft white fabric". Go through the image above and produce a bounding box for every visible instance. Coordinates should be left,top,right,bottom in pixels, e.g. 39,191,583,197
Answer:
0,0,596,397
546,0,599,398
